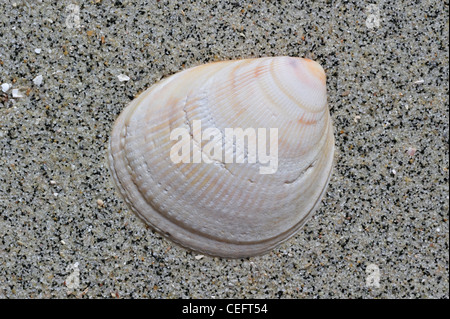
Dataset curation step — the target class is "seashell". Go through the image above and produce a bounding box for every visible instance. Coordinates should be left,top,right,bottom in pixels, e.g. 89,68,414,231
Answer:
108,56,335,258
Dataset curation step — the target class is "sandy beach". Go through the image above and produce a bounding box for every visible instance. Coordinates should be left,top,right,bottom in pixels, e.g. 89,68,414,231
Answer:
0,0,448,298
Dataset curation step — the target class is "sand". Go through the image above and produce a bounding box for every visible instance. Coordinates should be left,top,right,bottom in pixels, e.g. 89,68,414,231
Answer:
0,0,448,298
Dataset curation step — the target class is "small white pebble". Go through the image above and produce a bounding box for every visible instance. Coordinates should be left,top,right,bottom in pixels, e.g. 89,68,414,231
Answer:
35,48,42,54
407,147,417,156
354,115,361,123
436,227,440,232
391,169,396,175
194,255,204,260
50,180,56,185
12,89,24,98
117,74,130,82
1,83,11,93
53,192,59,197
61,240,66,245
33,74,43,86
97,199,104,207
414,79,424,84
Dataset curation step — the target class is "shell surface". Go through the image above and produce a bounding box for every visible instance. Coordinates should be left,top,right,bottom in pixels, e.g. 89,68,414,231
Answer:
108,56,335,258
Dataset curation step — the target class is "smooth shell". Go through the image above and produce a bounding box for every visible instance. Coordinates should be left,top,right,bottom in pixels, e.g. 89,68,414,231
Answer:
108,56,335,258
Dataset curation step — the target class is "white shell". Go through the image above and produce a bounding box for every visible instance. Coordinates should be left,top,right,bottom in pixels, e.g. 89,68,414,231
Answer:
108,56,335,258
